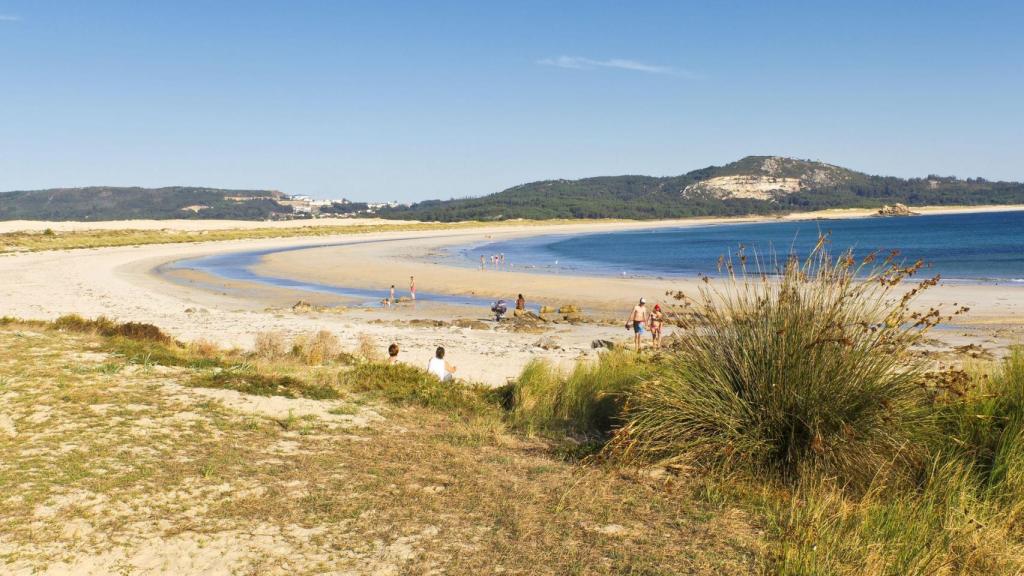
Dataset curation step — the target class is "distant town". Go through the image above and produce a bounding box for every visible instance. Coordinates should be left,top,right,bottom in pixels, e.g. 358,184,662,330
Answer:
277,194,406,218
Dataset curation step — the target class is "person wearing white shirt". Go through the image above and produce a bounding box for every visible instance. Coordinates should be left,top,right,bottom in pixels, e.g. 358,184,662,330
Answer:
427,346,456,382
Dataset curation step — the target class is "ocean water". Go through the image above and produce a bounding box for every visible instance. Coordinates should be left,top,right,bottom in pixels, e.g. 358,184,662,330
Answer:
460,210,1024,283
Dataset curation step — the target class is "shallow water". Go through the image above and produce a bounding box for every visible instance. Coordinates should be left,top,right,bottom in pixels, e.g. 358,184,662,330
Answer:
162,243,500,307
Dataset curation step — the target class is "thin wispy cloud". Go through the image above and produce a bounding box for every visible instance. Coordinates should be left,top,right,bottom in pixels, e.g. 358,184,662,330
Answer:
538,55,694,77
0,14,22,22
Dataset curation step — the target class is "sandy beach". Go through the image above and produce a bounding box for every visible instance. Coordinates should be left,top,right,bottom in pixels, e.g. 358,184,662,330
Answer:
2,207,1023,386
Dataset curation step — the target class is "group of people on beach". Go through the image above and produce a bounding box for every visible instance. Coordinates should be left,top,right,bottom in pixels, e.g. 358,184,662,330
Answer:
384,276,416,309
381,282,660,385
626,297,664,352
480,252,507,270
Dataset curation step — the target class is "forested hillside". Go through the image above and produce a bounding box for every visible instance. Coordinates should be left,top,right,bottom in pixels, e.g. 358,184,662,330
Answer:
4,157,1024,222
375,156,1024,221
0,187,291,221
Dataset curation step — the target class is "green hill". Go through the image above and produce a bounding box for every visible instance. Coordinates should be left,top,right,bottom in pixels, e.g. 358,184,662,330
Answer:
4,157,1023,222
0,187,292,221
376,156,1024,221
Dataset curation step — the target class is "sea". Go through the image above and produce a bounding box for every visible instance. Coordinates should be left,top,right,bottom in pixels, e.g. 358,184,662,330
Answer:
458,210,1024,284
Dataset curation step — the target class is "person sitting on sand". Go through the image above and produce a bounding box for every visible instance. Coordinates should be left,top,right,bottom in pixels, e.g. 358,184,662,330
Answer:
427,346,456,382
387,343,400,364
626,298,649,352
515,294,525,311
650,304,664,349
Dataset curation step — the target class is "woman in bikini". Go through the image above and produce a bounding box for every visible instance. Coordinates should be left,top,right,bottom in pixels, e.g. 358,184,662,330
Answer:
649,304,664,349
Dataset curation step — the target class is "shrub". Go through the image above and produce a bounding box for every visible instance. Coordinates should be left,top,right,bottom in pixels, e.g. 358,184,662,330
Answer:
53,313,114,334
611,243,942,488
187,338,221,359
356,333,382,362
53,314,170,343
510,350,651,439
113,321,171,342
254,331,288,360
292,330,344,365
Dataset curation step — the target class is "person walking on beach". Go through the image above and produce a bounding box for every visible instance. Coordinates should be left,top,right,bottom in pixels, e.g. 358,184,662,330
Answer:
650,304,665,349
427,346,456,382
389,284,395,309
626,298,649,352
409,276,416,301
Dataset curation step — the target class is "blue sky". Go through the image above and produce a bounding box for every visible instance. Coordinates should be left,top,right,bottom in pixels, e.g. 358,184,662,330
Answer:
1,1,1022,202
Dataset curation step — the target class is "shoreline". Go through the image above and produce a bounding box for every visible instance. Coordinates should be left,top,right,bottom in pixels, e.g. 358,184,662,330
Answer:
1,208,1022,385
3,203,1024,235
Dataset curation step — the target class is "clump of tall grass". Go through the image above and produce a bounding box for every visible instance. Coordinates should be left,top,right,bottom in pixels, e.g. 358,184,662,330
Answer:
510,349,652,439
765,457,1024,575
253,331,288,360
356,333,383,362
187,338,221,359
53,314,171,343
612,241,955,488
292,330,350,365
937,348,1024,517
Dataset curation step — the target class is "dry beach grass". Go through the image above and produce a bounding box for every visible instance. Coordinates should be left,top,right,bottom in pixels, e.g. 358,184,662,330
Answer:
0,319,760,575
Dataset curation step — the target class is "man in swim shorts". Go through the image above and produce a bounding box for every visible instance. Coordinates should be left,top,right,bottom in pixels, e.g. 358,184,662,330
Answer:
627,297,649,352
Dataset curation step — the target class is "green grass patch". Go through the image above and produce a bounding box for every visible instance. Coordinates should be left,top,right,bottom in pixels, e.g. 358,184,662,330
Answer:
190,366,339,399
0,219,615,254
104,336,220,368
509,349,653,440
337,362,499,418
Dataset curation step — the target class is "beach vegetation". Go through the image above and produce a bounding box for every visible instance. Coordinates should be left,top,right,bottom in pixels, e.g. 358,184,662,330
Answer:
337,362,499,419
3,276,1023,574
291,330,347,365
190,366,339,400
609,243,944,489
0,219,603,254
763,458,1024,575
508,349,652,441
53,313,171,343
253,330,288,360
356,333,383,362
935,348,1024,514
